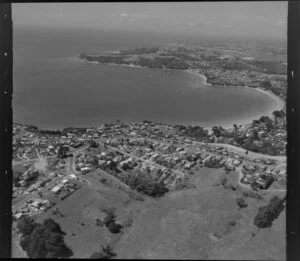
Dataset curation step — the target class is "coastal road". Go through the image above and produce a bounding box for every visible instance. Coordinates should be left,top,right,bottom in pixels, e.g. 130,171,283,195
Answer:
203,142,286,163
136,134,286,163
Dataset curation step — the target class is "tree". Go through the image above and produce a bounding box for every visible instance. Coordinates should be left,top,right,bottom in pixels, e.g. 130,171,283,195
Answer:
107,222,122,234
19,218,73,258
57,145,69,158
254,196,285,228
212,126,221,137
261,80,272,89
90,245,116,259
265,119,273,132
252,129,259,140
272,110,282,124
17,215,36,236
236,197,248,208
90,140,98,148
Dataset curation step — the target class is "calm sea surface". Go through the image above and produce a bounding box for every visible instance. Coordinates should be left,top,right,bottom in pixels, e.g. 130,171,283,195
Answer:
13,26,275,130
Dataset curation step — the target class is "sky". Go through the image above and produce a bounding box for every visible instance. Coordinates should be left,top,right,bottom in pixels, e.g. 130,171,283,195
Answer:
13,2,287,40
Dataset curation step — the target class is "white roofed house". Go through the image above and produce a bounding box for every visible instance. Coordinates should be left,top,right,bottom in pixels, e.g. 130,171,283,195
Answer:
80,166,92,174
51,185,62,193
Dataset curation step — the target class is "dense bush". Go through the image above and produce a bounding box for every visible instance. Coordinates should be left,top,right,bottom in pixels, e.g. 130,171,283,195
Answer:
40,129,63,135
90,245,116,259
236,197,248,208
17,216,36,236
57,145,69,159
102,207,123,234
23,171,40,188
254,196,285,228
107,222,123,234
18,217,73,258
184,126,209,140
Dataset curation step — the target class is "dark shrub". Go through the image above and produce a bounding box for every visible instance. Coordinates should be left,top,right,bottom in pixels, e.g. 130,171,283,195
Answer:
43,218,65,235
90,245,116,259
19,218,73,258
254,196,285,228
229,220,237,226
236,197,248,208
17,215,36,236
107,222,123,234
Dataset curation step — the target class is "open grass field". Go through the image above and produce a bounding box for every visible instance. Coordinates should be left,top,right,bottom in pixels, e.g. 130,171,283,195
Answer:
16,167,285,259
34,170,143,258
114,168,285,260
33,158,48,172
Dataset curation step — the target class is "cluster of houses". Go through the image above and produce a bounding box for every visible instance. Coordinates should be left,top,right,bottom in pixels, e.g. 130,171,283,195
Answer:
13,198,52,220
240,164,282,190
50,176,80,200
13,119,286,195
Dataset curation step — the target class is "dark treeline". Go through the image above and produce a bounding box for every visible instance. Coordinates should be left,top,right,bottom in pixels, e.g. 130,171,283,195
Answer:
254,196,286,228
119,47,160,55
17,216,73,258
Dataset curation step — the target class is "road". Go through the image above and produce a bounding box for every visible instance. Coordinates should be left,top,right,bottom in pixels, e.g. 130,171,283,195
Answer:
136,134,286,163
203,142,286,163
12,145,90,212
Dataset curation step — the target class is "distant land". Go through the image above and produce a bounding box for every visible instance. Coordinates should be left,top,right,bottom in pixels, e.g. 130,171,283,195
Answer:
79,42,287,100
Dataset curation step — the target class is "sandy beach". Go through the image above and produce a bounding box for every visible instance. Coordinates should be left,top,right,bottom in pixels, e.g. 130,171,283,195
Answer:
185,69,212,86
184,69,285,130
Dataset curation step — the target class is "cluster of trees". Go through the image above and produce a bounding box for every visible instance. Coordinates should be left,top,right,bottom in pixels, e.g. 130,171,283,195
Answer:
81,52,190,70
231,116,283,156
62,127,87,135
39,129,63,135
137,57,189,70
23,171,40,187
161,52,200,62
57,145,70,159
236,197,248,208
249,60,287,75
260,80,283,96
17,216,73,258
258,116,274,131
120,47,160,55
79,53,125,64
95,55,128,64
254,196,286,228
90,245,116,259
175,125,209,141
26,125,39,132
89,140,98,148
102,208,123,234
127,169,169,197
272,110,286,124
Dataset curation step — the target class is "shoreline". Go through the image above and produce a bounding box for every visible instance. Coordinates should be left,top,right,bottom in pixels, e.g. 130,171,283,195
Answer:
75,57,286,131
184,69,285,129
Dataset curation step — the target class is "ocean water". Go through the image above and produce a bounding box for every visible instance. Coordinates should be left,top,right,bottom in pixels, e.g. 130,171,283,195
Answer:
13,26,275,130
